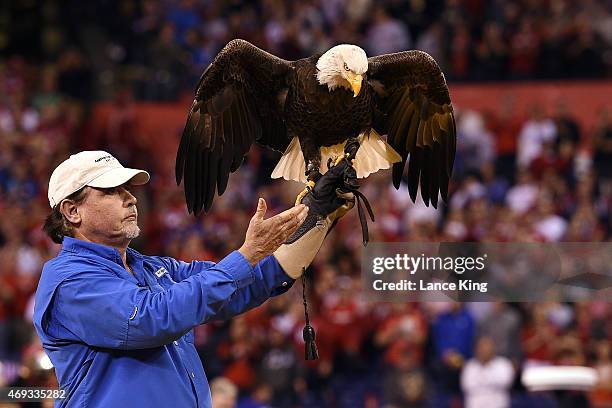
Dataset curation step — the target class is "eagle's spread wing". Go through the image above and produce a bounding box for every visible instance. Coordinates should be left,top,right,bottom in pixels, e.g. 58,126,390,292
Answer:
176,39,292,214
368,51,456,208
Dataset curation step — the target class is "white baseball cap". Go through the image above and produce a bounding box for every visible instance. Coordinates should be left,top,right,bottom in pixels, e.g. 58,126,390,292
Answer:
48,151,150,208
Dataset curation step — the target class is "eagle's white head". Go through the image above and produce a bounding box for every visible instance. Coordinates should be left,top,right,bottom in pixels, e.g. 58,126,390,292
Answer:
316,44,368,97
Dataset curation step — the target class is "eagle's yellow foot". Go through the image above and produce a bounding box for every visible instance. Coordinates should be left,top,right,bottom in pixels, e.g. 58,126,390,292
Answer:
295,180,316,206
333,153,351,167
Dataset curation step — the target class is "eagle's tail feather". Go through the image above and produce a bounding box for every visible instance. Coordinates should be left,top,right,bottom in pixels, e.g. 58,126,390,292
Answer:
271,137,307,183
271,137,306,183
352,129,402,178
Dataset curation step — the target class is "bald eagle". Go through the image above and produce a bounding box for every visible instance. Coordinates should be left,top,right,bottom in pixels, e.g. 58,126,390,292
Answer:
176,39,456,215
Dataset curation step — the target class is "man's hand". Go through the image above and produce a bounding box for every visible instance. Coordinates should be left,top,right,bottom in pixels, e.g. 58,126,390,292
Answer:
239,198,309,267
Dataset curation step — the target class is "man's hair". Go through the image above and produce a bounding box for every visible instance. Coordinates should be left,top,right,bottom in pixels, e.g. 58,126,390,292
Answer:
43,187,88,244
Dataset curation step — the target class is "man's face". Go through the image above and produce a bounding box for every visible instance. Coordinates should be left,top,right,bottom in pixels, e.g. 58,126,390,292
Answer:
75,185,140,243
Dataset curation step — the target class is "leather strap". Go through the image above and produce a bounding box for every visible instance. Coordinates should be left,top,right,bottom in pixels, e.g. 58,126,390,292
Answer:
353,189,375,246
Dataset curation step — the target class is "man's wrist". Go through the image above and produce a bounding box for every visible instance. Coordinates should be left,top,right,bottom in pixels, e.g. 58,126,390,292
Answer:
273,217,332,279
238,245,260,267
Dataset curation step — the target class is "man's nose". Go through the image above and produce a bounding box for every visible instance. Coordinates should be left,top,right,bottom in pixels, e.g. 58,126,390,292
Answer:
121,187,137,206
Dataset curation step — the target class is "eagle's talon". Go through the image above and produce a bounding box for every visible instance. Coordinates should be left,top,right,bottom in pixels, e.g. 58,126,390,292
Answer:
295,180,316,206
333,155,345,167
331,152,356,168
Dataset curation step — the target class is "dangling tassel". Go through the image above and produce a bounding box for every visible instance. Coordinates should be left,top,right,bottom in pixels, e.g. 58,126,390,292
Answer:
303,325,318,361
301,267,318,360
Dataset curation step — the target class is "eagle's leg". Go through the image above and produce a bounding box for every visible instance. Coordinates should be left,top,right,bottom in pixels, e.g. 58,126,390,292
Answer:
333,137,360,166
344,137,360,161
295,145,322,206
294,161,321,206
332,137,360,190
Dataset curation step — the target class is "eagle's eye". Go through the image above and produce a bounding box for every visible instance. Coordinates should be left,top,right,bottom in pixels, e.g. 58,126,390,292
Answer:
343,62,350,71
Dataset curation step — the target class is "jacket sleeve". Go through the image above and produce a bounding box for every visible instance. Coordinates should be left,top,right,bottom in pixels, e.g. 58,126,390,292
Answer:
158,254,295,322
49,251,276,349
159,257,216,282
208,255,295,321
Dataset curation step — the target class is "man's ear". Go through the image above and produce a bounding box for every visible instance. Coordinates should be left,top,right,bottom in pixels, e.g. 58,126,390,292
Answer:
60,199,82,225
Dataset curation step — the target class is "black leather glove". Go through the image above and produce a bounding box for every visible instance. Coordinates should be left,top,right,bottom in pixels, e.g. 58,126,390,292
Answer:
273,159,356,278
290,159,356,240
299,156,374,247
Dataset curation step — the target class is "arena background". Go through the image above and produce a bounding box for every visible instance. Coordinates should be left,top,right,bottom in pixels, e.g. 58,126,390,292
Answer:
0,1,611,407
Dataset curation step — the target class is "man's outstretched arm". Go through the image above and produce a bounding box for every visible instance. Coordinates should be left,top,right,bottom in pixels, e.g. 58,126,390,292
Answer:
157,172,356,322
42,201,308,350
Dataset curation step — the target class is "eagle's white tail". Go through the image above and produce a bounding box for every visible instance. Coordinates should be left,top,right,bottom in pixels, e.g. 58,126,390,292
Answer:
271,129,402,183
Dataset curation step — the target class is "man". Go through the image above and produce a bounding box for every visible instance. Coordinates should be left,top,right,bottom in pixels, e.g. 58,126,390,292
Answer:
461,336,515,408
33,151,353,407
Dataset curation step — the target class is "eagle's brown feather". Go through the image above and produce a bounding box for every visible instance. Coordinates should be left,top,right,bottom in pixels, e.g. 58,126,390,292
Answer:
368,50,456,206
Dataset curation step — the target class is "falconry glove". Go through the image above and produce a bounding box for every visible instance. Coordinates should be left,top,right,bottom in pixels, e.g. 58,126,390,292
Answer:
273,159,357,280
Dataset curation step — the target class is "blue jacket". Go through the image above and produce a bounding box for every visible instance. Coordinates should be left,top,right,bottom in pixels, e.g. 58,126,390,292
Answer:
33,237,294,407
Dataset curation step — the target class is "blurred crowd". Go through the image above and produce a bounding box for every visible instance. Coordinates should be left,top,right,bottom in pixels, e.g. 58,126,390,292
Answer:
4,0,612,102
1,0,612,407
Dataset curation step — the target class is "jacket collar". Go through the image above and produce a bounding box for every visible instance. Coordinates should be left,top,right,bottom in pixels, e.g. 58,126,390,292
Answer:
61,236,142,267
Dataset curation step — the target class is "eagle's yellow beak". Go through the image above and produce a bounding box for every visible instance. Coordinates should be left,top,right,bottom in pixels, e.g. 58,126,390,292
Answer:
350,74,363,97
